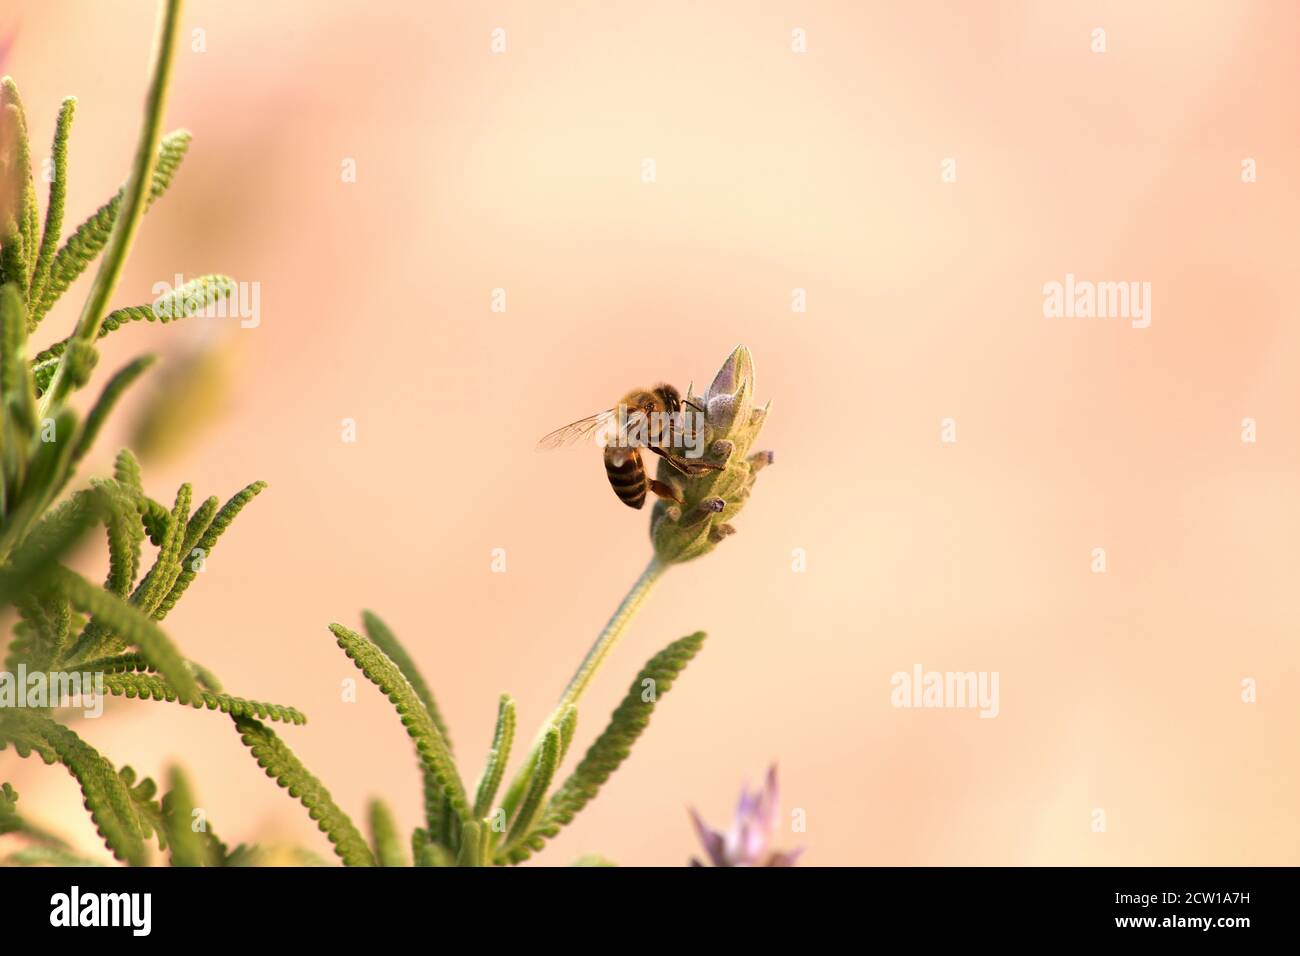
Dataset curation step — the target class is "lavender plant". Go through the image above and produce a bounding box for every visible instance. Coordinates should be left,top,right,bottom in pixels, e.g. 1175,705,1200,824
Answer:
0,0,776,868
299,344,773,867
0,0,303,865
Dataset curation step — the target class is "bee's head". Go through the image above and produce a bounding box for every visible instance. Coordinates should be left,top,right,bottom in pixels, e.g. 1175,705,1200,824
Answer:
655,384,682,415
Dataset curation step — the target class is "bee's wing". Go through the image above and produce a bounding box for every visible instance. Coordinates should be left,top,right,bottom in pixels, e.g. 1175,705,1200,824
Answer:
536,409,620,450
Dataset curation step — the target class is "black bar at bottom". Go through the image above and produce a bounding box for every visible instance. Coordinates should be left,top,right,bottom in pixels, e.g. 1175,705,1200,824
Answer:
1,865,1283,942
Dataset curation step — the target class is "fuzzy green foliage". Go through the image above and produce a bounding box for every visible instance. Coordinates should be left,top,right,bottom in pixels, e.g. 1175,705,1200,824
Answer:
367,798,408,867
160,767,228,867
0,781,20,835
498,632,706,864
0,711,145,865
329,623,469,834
472,694,516,818
359,610,457,842
31,276,237,395
312,614,707,867
2,0,755,870
27,130,194,330
232,715,375,868
101,672,307,725
0,1,317,868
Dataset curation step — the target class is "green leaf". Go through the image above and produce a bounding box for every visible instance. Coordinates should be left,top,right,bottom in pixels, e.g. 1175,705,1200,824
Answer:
69,354,156,464
1,283,37,436
30,130,192,324
361,610,451,749
72,651,221,692
102,671,306,724
456,820,483,867
131,482,190,617
8,590,72,672
161,767,208,867
0,712,146,865
180,494,218,558
52,566,197,700
499,631,706,865
0,80,38,291
0,782,21,836
411,828,456,867
95,479,144,596
118,765,166,852
31,275,237,392
0,408,80,556
505,724,562,850
154,480,265,619
0,487,101,603
28,97,76,313
329,623,470,834
231,715,374,867
0,227,26,301
367,799,408,867
359,610,455,843
472,694,516,819
4,845,104,867
113,447,143,491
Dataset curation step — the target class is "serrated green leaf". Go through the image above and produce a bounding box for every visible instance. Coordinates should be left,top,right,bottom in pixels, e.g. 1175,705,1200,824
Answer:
361,610,451,748
30,130,192,324
28,98,75,313
52,566,196,700
500,631,706,865
472,694,516,819
0,487,100,603
359,609,456,844
0,712,145,865
102,671,306,724
329,623,469,834
154,480,264,619
161,767,210,867
95,479,144,596
231,715,374,867
113,447,143,491
505,724,562,850
367,799,408,867
31,275,237,392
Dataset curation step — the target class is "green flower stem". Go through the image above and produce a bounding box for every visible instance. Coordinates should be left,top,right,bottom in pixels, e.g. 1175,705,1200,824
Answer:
559,555,667,708
41,0,184,414
496,555,668,828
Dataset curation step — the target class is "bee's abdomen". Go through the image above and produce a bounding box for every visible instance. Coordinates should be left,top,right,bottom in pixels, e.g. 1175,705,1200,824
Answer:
604,447,647,509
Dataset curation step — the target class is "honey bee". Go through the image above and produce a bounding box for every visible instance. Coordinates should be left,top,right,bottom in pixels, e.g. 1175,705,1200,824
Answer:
538,384,722,509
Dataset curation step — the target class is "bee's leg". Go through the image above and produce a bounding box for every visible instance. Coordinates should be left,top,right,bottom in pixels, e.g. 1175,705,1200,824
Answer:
647,478,684,504
647,446,725,476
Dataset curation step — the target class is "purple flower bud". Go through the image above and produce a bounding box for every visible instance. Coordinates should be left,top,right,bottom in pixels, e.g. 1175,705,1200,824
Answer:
688,765,802,867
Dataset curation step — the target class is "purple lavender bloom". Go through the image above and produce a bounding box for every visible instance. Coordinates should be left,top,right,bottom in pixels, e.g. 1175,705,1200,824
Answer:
689,765,803,867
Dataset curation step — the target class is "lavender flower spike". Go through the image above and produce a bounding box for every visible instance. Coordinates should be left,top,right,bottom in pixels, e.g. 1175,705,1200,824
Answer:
651,345,773,564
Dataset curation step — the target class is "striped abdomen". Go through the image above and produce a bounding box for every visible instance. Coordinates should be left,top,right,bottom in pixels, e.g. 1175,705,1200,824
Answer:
604,446,648,509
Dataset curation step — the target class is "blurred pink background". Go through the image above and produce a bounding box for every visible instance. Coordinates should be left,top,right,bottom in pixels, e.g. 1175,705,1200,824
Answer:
3,0,1298,865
